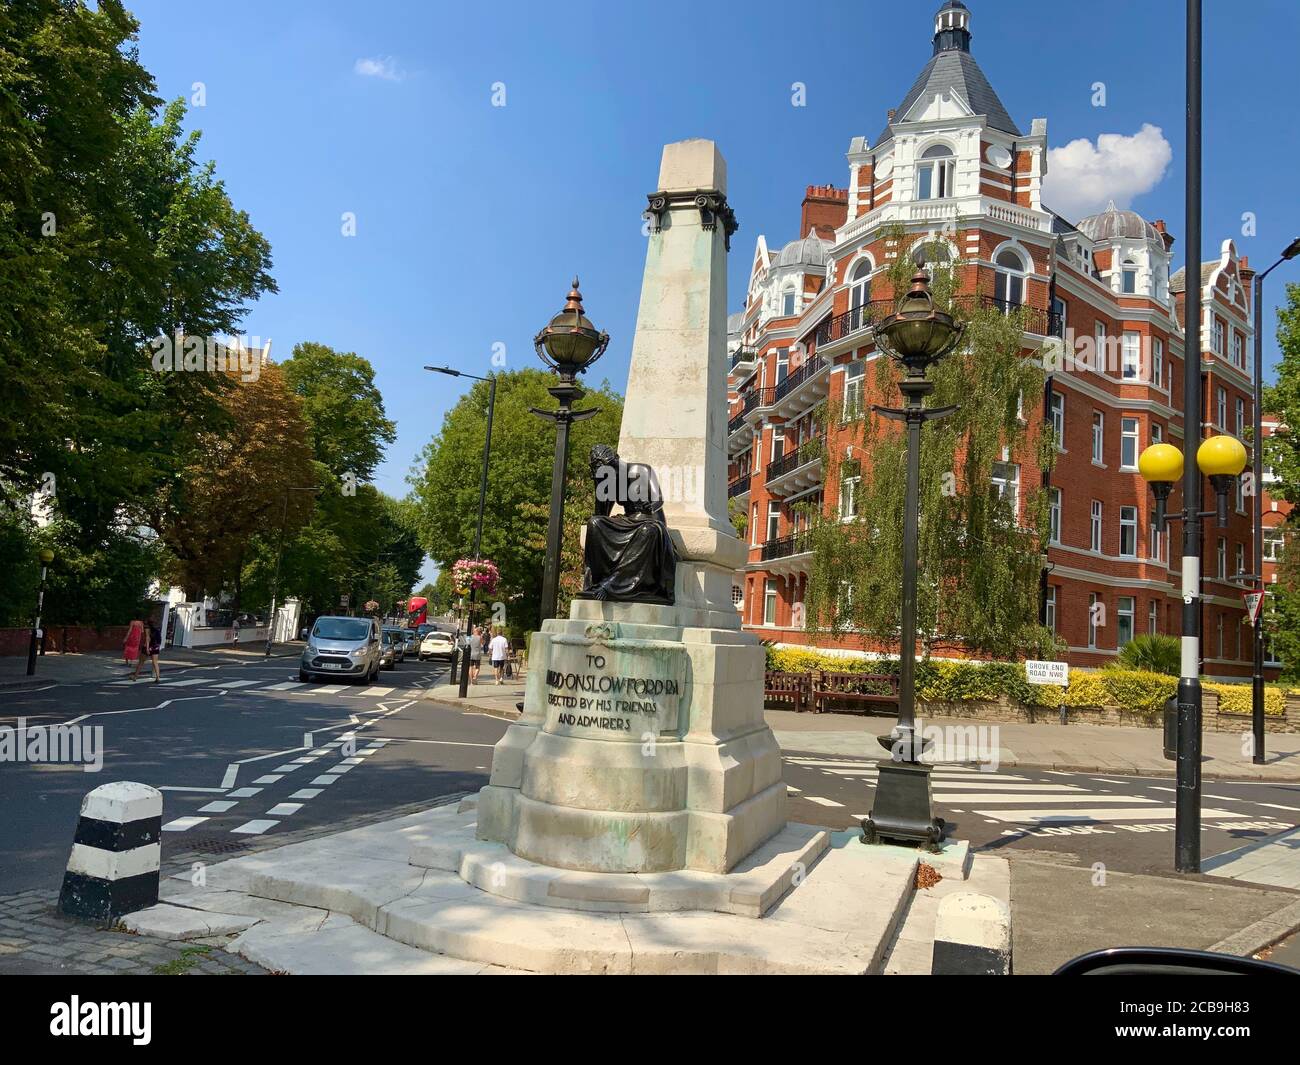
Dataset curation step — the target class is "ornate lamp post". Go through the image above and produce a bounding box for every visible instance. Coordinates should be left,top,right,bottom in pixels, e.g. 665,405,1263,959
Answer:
26,548,54,676
861,270,964,849
1140,433,1248,871
531,278,609,624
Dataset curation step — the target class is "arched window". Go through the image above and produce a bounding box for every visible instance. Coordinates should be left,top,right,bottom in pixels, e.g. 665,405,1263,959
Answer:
912,241,951,269
994,248,1026,310
917,144,955,201
849,259,872,310
1121,258,1138,295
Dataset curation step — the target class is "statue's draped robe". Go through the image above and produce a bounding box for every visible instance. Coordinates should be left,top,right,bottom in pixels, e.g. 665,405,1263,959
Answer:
581,462,677,604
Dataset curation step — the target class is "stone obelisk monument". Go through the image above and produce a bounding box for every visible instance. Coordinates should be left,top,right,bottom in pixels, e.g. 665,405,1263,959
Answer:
477,140,785,875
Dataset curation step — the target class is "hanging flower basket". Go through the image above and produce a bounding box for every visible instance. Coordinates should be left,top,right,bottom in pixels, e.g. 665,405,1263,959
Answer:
452,558,500,597
363,600,380,615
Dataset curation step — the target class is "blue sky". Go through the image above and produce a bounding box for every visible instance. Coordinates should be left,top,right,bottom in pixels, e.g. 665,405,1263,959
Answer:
126,0,1300,580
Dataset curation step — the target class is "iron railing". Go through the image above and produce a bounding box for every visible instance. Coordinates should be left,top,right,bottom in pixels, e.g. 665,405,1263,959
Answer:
727,473,752,498
760,531,813,561
765,440,823,483
774,355,826,403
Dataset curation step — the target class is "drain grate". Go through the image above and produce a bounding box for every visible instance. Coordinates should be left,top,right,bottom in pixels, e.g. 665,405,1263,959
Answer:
177,836,257,855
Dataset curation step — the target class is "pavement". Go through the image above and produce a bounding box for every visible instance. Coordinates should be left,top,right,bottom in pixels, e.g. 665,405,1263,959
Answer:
0,643,302,689
3,660,1300,975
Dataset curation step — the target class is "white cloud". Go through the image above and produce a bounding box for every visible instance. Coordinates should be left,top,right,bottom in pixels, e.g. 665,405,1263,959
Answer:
353,56,403,82
1043,123,1172,221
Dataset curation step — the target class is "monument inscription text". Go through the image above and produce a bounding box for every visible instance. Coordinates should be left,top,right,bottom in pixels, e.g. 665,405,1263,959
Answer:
543,643,683,738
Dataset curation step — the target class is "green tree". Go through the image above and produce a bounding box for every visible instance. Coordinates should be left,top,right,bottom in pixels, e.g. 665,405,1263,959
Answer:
1263,280,1300,678
412,369,624,629
803,230,1058,660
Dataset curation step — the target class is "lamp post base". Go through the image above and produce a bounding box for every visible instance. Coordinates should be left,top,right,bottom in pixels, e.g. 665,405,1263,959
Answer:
861,760,945,851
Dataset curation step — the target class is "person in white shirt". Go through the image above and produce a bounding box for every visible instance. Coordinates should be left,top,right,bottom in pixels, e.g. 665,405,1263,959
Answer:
489,630,510,685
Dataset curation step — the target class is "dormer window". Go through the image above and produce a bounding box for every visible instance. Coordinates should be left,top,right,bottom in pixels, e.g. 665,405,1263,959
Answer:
917,144,955,201
994,248,1026,309
1121,259,1138,294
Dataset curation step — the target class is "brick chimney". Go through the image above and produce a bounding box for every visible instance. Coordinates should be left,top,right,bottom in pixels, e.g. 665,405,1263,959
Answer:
801,184,848,241
1151,219,1176,253
1239,255,1255,312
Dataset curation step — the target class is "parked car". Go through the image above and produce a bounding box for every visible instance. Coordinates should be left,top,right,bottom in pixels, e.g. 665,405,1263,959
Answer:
382,627,406,665
299,616,382,684
418,630,456,661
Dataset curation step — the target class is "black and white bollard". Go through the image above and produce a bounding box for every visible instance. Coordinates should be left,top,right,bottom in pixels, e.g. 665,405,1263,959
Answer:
59,782,162,922
931,891,1012,975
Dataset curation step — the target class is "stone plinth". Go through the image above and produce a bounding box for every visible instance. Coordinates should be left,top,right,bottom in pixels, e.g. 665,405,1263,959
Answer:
477,609,786,874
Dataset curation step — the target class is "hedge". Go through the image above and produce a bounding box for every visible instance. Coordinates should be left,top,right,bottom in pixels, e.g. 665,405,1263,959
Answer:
763,646,1286,716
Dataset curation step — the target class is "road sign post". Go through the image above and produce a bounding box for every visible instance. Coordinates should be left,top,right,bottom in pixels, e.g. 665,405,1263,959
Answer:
1026,660,1070,724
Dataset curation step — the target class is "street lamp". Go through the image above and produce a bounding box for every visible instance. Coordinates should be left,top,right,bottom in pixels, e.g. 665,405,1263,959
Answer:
26,548,54,676
266,486,319,657
1247,236,1300,763
531,278,609,624
425,365,496,698
1139,432,1247,872
861,270,964,849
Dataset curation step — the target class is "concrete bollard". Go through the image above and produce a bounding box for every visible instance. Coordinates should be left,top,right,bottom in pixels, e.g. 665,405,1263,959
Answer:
931,891,1012,975
58,781,162,922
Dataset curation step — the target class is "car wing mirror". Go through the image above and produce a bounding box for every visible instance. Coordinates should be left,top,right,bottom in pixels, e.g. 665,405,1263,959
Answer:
1054,947,1298,976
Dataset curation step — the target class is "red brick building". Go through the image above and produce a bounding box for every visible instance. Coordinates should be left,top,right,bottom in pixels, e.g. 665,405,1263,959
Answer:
726,0,1265,678
1262,416,1293,669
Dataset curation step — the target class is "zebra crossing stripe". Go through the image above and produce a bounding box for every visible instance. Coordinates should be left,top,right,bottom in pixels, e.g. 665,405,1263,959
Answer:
159,678,209,687
938,793,1158,805
974,806,1241,824
263,682,304,691
211,679,260,688
358,686,394,697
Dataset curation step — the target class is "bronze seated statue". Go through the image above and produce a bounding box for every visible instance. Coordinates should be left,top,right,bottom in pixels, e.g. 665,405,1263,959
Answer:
578,444,677,605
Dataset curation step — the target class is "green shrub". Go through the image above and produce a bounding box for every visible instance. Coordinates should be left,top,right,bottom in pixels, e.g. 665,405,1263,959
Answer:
1204,682,1286,717
1114,634,1180,676
1099,669,1177,713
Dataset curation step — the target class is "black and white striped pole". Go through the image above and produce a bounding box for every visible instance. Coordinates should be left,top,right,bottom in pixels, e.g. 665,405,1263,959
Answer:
59,782,162,921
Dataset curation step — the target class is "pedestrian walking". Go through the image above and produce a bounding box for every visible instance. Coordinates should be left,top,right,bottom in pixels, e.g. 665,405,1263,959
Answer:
468,626,483,684
123,619,144,678
140,615,163,683
489,629,509,685
231,616,241,646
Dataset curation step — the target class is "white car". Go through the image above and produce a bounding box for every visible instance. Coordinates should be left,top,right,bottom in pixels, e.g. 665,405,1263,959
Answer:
418,630,456,661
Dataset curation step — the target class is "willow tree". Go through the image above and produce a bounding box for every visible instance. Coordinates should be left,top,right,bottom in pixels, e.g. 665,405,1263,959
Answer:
803,230,1059,660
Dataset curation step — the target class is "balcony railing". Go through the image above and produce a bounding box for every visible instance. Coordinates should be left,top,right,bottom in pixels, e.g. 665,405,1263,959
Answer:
814,295,1062,348
760,531,813,562
765,440,823,483
730,348,756,370
774,355,826,403
727,473,752,499
728,411,746,435
741,386,776,417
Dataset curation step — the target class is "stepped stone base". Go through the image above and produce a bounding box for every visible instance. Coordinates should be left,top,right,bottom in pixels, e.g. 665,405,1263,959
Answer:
160,802,963,975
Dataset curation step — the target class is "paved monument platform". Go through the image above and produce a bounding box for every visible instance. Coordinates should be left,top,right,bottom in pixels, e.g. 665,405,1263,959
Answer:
120,799,1008,975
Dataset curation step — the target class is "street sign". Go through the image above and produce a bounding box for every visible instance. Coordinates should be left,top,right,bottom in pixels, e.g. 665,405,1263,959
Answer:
1025,660,1069,687
1243,589,1266,625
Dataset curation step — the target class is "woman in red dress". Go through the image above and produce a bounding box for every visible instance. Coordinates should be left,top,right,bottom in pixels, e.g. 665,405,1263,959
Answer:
123,618,144,679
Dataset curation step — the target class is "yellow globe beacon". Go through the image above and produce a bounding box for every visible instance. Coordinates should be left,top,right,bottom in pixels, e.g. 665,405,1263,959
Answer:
1138,442,1185,485
1197,434,1248,477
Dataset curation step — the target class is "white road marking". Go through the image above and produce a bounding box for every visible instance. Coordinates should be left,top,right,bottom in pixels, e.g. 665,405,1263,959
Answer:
263,682,304,691
786,785,802,793
252,774,284,785
358,686,394,697
317,685,346,694
804,796,845,808
923,781,1087,792
212,679,260,688
160,679,208,687
220,765,239,789
231,819,278,835
328,763,356,774
157,785,228,794
289,789,322,800
309,775,338,786
272,764,302,773
975,807,1241,824
227,787,262,798
162,816,207,832
198,800,238,814
939,793,1159,805
266,803,303,816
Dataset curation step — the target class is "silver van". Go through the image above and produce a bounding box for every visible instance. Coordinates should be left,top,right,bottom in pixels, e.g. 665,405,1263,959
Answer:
299,616,382,684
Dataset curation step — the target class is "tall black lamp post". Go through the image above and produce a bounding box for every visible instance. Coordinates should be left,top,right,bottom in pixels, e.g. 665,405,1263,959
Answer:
861,270,963,849
531,278,609,624
426,366,496,698
26,548,54,676
1248,237,1300,763
1140,434,1248,873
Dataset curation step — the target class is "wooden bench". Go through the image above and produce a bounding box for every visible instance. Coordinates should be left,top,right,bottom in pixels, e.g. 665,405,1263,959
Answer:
813,671,900,716
764,671,812,714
